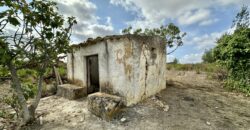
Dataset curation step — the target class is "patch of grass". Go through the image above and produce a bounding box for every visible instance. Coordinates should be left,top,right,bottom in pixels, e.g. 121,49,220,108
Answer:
166,63,227,81
166,63,223,73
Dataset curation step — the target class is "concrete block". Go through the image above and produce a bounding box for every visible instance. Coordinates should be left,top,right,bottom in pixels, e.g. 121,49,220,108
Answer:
57,84,86,100
87,92,124,120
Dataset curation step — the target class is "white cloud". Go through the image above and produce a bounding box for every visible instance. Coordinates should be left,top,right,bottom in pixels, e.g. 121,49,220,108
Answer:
110,0,139,12
178,9,212,26
126,19,163,30
179,53,203,64
53,0,116,42
185,29,228,50
110,0,249,28
167,55,176,63
192,32,222,49
178,26,237,63
199,18,219,26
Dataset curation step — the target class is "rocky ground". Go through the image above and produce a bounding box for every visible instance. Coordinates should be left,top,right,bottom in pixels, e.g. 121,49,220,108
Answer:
1,70,250,130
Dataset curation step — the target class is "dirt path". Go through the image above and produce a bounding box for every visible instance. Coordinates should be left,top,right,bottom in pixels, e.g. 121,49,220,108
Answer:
17,71,250,129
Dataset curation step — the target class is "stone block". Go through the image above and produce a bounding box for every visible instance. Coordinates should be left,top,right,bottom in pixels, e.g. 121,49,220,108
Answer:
57,84,86,100
87,92,124,120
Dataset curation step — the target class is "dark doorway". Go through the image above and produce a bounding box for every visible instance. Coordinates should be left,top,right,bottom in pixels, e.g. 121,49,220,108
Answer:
86,55,100,94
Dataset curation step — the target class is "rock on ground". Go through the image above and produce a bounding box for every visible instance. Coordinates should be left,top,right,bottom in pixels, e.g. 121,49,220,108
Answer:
87,92,124,120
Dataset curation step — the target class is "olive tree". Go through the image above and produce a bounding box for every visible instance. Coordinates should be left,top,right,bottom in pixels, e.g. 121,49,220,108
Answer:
0,0,76,124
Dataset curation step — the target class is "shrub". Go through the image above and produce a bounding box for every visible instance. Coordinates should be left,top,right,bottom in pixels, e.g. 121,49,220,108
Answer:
17,69,36,79
21,83,37,100
58,66,67,77
0,65,10,77
213,22,250,94
202,49,216,63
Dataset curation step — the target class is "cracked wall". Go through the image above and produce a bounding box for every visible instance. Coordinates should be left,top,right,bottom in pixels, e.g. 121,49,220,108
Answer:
67,35,166,106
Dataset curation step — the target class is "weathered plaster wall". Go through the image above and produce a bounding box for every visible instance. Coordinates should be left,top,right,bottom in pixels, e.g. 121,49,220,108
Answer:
67,53,73,80
67,35,166,106
106,38,135,103
106,37,166,105
101,37,166,105
133,37,166,105
67,42,109,92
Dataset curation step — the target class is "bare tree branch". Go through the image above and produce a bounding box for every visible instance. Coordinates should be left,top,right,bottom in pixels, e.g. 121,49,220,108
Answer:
167,45,179,55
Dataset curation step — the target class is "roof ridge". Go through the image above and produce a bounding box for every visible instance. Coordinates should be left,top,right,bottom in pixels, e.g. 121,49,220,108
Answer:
71,34,162,48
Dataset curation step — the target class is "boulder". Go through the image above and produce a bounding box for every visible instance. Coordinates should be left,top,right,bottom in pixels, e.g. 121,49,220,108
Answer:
57,84,86,100
87,92,124,120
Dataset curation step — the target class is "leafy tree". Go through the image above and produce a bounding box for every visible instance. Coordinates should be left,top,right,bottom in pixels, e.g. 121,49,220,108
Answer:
0,0,76,124
202,48,216,63
122,23,186,55
173,58,179,64
232,5,250,29
213,6,250,93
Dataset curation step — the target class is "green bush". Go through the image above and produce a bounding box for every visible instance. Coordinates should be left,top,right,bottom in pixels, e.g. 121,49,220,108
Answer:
21,83,37,100
212,5,250,94
202,49,216,63
58,66,67,77
17,69,36,79
44,66,66,78
213,28,250,94
0,65,10,77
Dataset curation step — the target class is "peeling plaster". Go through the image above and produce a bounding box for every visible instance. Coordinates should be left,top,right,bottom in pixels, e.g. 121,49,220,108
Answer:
67,35,166,106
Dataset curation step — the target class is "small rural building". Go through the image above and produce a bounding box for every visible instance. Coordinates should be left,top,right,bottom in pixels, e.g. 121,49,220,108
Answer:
67,34,166,106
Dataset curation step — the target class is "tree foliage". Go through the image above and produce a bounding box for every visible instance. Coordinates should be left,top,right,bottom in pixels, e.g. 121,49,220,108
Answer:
213,6,250,93
122,23,186,55
173,58,179,64
0,0,76,124
232,5,250,29
202,49,216,63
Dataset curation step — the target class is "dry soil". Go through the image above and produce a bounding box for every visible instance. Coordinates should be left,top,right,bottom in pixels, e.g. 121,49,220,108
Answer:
2,70,250,130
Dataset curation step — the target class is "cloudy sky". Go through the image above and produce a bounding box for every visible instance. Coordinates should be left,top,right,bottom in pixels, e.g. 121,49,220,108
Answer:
2,0,250,63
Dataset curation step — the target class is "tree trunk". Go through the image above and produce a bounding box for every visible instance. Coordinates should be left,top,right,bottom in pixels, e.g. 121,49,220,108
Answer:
7,62,31,124
29,74,44,118
28,61,47,120
7,60,47,125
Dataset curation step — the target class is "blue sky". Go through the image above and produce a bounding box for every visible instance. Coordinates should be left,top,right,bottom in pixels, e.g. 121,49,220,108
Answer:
2,0,250,63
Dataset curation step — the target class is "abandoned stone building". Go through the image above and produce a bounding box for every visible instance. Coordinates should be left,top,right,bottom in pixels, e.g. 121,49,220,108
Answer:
66,34,166,106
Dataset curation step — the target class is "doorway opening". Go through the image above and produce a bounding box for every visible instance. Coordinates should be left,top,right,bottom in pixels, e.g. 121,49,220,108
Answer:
86,55,100,94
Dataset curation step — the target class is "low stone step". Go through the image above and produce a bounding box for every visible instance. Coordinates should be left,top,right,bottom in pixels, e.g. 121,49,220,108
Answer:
57,84,86,100
87,92,124,120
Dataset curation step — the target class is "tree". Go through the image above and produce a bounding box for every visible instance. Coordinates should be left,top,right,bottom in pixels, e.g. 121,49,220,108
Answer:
0,0,76,124
122,23,186,55
213,6,250,93
173,58,179,64
202,48,216,63
232,5,250,29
